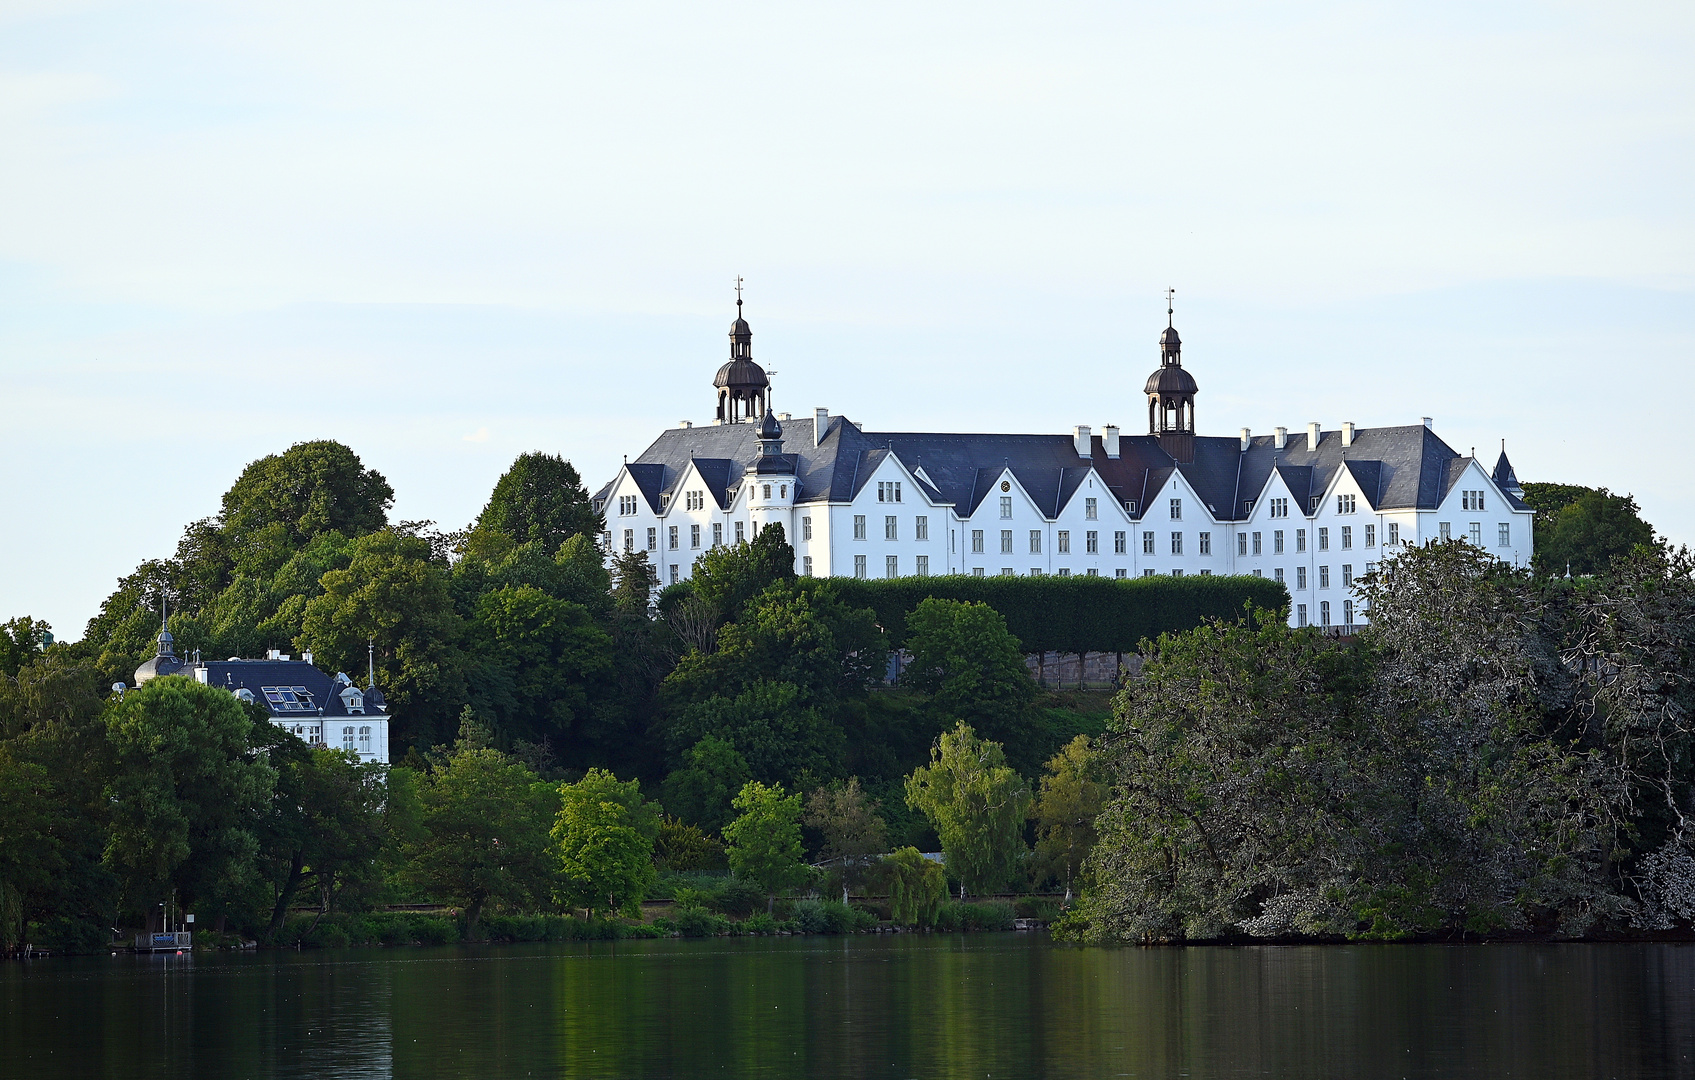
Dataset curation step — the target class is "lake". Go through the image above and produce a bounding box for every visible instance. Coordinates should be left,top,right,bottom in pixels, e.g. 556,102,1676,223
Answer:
3,935,1693,1079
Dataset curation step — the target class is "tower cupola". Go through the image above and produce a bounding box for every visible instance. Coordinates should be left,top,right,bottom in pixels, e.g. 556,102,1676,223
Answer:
1144,288,1198,463
713,277,770,423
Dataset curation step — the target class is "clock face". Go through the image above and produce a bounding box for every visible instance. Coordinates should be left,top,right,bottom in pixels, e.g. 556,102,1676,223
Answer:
1000,480,1011,492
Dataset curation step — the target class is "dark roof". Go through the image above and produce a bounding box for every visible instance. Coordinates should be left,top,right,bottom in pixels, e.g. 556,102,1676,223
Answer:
1143,364,1199,396
599,416,1486,523
713,357,768,390
191,660,389,720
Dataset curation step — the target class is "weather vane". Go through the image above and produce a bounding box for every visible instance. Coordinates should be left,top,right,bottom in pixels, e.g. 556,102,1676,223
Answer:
736,275,744,306
1166,286,1175,326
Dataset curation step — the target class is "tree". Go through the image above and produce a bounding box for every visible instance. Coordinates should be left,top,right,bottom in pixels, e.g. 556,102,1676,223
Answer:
660,736,751,834
1030,735,1104,900
467,585,614,746
469,452,600,557
610,549,659,614
403,741,558,937
554,769,661,920
0,748,61,950
688,525,796,626
805,777,888,900
102,676,277,925
1522,483,1658,576
905,723,1030,898
883,847,946,928
0,617,51,679
219,440,393,575
722,781,809,911
903,598,1036,762
654,816,724,873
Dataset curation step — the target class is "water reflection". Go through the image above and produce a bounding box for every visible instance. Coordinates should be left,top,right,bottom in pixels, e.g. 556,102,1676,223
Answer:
4,937,1694,1078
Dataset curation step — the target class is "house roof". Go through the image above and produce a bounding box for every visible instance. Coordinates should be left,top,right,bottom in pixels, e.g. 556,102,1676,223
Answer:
190,660,389,720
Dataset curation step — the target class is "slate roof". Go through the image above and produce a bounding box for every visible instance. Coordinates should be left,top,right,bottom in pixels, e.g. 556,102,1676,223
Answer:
192,660,389,720
596,415,1488,523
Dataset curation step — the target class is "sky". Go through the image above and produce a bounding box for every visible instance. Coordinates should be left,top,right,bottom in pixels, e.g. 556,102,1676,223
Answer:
1,0,1691,639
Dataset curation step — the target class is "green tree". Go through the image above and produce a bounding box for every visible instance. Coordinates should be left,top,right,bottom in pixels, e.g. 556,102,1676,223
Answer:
688,524,796,625
0,748,61,949
905,723,1030,897
468,452,600,557
554,768,661,919
722,781,809,911
1522,483,1658,576
610,549,658,614
219,440,394,575
0,617,51,679
904,598,1037,763
883,846,946,927
654,816,724,873
660,735,751,833
102,677,277,925
467,584,614,746
403,741,558,937
1030,735,1104,899
805,777,888,899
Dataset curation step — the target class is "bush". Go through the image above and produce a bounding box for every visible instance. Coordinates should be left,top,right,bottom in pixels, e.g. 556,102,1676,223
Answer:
790,899,876,935
672,876,766,916
30,917,110,955
740,912,779,935
933,901,1016,932
410,916,459,945
671,905,730,938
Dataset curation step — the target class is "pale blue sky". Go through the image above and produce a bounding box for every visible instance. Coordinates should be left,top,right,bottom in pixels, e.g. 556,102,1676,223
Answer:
2,1,1691,637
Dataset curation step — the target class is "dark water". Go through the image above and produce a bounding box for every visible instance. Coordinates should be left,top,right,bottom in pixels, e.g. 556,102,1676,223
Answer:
3,935,1694,1079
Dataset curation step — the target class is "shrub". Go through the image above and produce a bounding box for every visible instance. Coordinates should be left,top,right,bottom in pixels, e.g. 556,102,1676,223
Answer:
671,905,730,938
934,901,1016,932
740,912,779,935
30,917,110,955
790,899,875,935
412,917,458,945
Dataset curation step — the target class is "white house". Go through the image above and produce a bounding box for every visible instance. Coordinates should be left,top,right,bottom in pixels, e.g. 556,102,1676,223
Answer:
593,295,1533,631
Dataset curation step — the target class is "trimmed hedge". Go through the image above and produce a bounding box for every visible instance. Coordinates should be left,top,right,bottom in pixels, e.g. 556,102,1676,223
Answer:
807,573,1287,654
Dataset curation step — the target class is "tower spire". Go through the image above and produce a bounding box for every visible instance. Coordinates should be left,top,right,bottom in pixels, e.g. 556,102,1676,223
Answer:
1166,286,1175,328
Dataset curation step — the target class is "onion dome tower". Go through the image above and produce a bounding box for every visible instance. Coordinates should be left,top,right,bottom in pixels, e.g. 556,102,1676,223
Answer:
714,279,770,423
1144,288,1198,463
133,626,184,686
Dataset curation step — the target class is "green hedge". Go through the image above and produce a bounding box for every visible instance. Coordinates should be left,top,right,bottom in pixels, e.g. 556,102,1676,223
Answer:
807,573,1287,654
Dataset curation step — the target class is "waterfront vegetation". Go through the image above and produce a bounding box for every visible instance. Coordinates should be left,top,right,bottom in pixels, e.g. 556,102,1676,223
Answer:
0,439,1683,954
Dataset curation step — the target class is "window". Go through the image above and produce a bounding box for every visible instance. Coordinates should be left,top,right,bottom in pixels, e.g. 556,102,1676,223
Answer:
1343,599,1354,627
1439,522,1452,541
359,726,371,749
712,522,723,547
972,530,985,553
1462,490,1485,511
1171,569,1183,577
1143,569,1156,577
646,528,658,551
1318,527,1330,551
669,564,679,584
1085,498,1098,520
915,516,929,541
1000,496,1013,518
1252,532,1262,556
1057,568,1071,577
886,555,899,578
686,490,705,511
1058,530,1071,554
1320,565,1331,589
1116,568,1127,578
802,516,812,540
762,483,771,500
1199,532,1211,556
1388,522,1400,545
1001,530,1014,554
1498,522,1511,547
622,528,634,552
1341,526,1352,549
1273,530,1284,554
1297,566,1308,590
735,521,745,543
878,481,902,503
1365,524,1376,547
342,726,355,751
1086,530,1098,554
1270,497,1289,518
1321,601,1331,627
1030,530,1042,554
618,495,638,515
974,568,985,577
854,515,867,540
602,530,612,550
1338,494,1357,514
1171,532,1183,555
1253,569,1262,577
1087,568,1098,576
1469,522,1482,545
668,526,679,550
1296,528,1307,553
1342,564,1353,587
1199,569,1211,576
1298,604,1308,627
1144,531,1156,555
1002,568,1015,577
916,555,929,576
1170,498,1182,520
1125,501,1138,515
885,515,898,540
854,555,866,578
1275,567,1285,584
803,555,813,576
1238,533,1248,556
1115,531,1127,554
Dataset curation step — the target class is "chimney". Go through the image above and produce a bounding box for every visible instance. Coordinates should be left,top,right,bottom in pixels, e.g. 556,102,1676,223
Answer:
1341,421,1355,447
1103,425,1120,459
1274,426,1288,450
302,651,314,665
1422,416,1433,429
814,408,830,446
1073,425,1091,458
777,412,791,422
1307,422,1321,448
1239,427,1251,451
679,420,692,429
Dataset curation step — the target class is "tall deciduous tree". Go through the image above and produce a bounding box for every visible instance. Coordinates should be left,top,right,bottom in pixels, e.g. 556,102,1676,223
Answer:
805,777,888,899
903,598,1036,763
723,781,808,911
1522,483,1658,576
883,846,946,928
470,452,600,557
688,525,796,625
660,735,750,834
905,723,1030,898
219,440,394,575
1030,735,1104,899
554,769,661,919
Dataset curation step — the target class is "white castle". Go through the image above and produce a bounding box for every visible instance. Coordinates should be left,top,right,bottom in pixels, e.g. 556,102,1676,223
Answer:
593,292,1532,630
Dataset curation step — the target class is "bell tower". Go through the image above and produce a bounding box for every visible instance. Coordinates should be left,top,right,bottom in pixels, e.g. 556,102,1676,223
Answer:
713,278,771,423
1143,288,1198,463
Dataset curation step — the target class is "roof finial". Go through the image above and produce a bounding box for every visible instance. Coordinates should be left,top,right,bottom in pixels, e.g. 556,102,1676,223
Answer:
1165,286,1175,328
736,274,744,313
